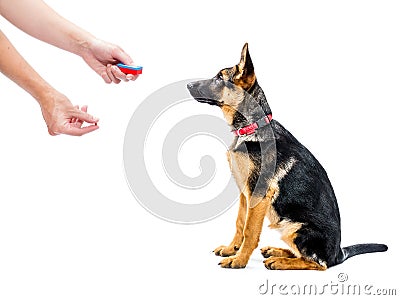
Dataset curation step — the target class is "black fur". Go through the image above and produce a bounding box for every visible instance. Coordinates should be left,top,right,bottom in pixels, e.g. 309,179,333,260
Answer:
187,44,387,268
270,119,343,266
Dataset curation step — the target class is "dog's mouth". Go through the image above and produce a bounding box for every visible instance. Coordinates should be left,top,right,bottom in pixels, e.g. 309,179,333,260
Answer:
195,96,221,105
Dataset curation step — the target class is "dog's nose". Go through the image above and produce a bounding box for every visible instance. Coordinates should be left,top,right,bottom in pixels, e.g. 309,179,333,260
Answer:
187,82,193,90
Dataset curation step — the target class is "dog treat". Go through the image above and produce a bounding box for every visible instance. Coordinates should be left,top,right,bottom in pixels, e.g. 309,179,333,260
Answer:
116,63,143,75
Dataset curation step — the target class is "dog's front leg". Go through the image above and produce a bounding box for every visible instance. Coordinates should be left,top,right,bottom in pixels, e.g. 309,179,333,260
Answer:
214,193,247,257
219,195,268,268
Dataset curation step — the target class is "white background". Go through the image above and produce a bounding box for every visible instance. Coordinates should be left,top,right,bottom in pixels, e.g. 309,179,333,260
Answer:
1,0,399,299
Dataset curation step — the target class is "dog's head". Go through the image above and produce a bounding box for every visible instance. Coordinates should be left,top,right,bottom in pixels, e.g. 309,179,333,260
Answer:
187,43,257,124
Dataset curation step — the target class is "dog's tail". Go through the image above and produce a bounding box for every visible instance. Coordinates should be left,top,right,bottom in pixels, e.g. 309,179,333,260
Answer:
335,243,388,265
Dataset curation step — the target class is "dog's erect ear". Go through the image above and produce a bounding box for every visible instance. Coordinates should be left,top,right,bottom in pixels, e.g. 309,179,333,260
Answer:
238,43,254,74
236,43,255,90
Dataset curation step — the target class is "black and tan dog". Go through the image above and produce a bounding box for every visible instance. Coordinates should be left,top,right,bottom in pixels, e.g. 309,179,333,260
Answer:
187,43,387,270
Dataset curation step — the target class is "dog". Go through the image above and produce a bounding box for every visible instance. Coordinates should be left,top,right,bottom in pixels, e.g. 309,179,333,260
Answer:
187,43,387,270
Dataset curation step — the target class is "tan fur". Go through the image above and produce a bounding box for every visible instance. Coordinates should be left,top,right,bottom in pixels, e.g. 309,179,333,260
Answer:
264,257,327,271
261,246,296,258
271,220,303,258
238,43,249,71
221,104,237,125
214,193,246,257
267,157,297,203
218,46,255,124
218,81,245,125
221,68,236,81
234,76,255,91
265,194,280,226
227,150,254,196
235,43,256,90
218,148,304,268
217,122,310,269
219,195,269,268
220,86,243,107
215,44,325,270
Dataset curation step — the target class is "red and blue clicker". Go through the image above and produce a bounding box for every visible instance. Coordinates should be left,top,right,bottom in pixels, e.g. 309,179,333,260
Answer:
116,63,143,75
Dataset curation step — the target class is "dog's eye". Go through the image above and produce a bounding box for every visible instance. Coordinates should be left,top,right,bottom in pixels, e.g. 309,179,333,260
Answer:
215,71,234,84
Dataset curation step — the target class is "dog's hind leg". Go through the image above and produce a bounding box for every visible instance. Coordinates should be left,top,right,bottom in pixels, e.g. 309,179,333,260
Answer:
261,247,296,258
264,256,327,270
214,193,247,257
263,221,328,270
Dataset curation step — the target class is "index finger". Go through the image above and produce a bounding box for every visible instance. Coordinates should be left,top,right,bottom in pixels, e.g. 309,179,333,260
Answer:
113,47,134,66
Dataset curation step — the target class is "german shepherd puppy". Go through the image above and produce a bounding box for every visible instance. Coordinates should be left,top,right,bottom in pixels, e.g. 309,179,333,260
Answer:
187,43,387,270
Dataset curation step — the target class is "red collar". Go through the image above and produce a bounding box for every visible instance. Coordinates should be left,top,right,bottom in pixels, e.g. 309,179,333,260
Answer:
232,114,272,136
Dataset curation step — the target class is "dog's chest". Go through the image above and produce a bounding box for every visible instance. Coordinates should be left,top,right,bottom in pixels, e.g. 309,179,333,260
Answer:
226,150,254,193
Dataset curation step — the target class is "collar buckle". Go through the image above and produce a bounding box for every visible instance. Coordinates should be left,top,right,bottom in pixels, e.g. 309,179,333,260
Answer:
233,114,273,137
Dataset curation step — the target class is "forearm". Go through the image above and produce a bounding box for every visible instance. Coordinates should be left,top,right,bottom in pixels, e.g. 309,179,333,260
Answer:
0,0,95,56
0,30,52,104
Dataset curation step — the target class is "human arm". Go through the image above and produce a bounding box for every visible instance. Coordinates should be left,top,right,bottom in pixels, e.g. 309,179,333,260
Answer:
0,0,138,83
0,30,99,136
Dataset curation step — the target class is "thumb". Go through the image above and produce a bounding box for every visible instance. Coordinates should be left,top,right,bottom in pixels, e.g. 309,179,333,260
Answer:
113,47,134,65
71,108,99,124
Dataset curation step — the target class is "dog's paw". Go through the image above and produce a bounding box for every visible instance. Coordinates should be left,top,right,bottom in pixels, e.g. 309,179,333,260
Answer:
261,246,295,258
213,245,239,257
218,255,248,269
263,257,281,270
264,256,327,270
